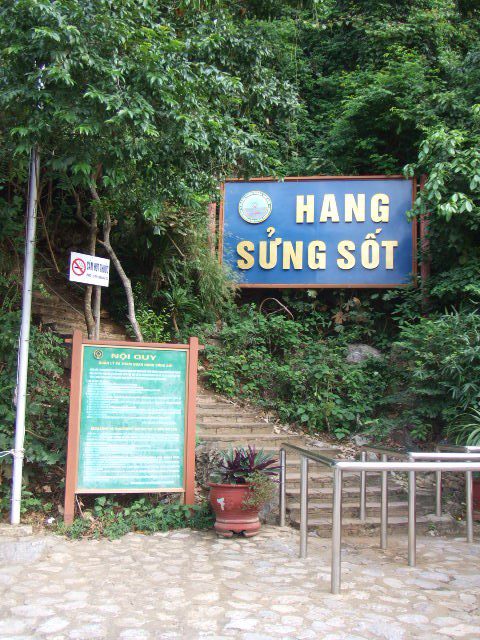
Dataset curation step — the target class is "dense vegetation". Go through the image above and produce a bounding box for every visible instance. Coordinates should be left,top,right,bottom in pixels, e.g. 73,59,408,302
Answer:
1,0,480,522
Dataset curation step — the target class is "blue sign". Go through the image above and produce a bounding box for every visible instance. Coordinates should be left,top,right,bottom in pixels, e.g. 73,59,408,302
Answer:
221,178,415,287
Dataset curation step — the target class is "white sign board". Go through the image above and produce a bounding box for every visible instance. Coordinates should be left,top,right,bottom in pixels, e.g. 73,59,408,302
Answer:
69,252,110,287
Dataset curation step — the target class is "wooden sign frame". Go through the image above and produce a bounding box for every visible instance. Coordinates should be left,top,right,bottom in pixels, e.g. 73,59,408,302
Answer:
64,331,199,524
218,175,418,289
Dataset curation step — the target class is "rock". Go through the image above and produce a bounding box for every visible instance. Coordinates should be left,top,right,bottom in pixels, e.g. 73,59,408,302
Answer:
346,344,382,364
351,434,369,447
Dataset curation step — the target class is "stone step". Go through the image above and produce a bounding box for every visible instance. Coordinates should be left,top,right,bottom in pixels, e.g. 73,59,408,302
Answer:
33,298,111,318
197,396,233,406
197,433,304,448
284,468,419,487
52,323,126,341
287,499,435,519
197,422,274,435
291,513,456,536
284,484,407,499
196,406,261,418
197,414,265,425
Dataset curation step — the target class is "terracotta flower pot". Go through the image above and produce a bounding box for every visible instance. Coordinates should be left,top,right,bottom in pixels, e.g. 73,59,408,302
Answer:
473,476,480,521
208,482,261,537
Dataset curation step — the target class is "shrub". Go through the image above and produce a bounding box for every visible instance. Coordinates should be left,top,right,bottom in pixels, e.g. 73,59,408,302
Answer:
204,305,389,439
394,310,480,439
58,496,214,540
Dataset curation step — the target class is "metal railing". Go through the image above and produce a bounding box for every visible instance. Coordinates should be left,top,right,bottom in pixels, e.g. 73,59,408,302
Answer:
358,445,410,549
409,451,480,543
279,443,480,595
434,444,480,518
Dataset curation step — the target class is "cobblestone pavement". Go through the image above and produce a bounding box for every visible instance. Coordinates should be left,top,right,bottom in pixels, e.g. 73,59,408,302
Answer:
1,526,479,640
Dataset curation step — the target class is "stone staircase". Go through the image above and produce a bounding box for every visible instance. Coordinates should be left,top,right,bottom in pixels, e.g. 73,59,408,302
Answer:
196,386,454,537
32,277,126,341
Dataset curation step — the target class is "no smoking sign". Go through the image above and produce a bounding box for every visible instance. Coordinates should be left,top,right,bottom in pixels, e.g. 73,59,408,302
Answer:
69,252,110,287
71,257,86,276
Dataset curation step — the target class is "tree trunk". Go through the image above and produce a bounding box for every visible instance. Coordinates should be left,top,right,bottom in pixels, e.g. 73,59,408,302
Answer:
74,190,96,338
90,184,143,342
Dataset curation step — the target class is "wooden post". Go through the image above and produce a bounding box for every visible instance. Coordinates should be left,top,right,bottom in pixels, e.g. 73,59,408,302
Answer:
184,336,198,505
64,330,83,524
207,202,216,256
419,175,431,312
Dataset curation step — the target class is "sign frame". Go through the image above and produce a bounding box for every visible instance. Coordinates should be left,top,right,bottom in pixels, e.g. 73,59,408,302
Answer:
69,251,110,287
218,175,417,289
64,331,199,524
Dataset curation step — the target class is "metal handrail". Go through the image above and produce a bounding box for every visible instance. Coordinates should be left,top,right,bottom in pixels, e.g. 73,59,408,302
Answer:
358,445,410,541
437,444,480,452
434,444,480,518
280,442,337,466
279,443,337,557
279,443,480,595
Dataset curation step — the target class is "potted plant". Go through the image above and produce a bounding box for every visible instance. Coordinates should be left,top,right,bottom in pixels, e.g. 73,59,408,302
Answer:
208,446,279,537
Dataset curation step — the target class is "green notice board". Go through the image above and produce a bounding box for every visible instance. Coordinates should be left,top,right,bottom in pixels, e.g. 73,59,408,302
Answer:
77,346,187,491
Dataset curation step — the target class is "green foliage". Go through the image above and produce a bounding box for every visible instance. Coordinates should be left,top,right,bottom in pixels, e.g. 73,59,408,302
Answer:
0,273,69,490
241,471,275,511
447,408,480,447
212,446,279,484
58,496,214,540
394,310,480,439
429,262,480,306
135,305,171,343
204,304,389,439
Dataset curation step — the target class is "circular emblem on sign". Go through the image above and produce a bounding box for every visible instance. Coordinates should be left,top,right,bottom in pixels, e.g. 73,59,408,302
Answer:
238,191,272,224
93,349,103,360
72,257,86,276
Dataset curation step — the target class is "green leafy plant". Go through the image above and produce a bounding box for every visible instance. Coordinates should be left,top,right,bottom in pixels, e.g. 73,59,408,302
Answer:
204,305,390,439
447,408,480,446
241,471,276,510
213,446,279,484
58,496,214,540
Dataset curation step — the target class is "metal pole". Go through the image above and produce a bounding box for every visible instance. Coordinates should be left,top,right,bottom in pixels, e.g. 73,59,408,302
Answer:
435,467,442,517
10,147,40,525
466,470,473,543
299,456,308,559
408,470,416,567
93,285,101,340
331,467,343,594
360,450,366,521
380,453,388,549
279,448,286,527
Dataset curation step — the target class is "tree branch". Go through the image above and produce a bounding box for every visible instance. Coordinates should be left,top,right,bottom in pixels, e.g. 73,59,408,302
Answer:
91,183,143,342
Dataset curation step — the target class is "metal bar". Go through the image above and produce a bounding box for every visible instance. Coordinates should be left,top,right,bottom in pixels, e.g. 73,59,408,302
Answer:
11,147,40,526
410,452,480,460
435,466,442,517
360,450,367,522
408,470,416,567
299,456,308,558
279,448,286,527
438,444,480,453
466,470,473,543
335,461,480,472
380,453,388,549
331,467,343,594
281,442,336,467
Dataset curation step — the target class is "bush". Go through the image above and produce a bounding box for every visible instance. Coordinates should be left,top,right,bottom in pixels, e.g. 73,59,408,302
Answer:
0,307,69,497
58,496,214,540
394,310,480,439
204,305,389,439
